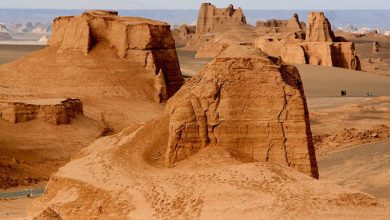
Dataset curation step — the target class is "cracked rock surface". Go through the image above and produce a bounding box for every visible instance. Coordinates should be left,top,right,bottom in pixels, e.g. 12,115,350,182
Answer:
166,45,318,178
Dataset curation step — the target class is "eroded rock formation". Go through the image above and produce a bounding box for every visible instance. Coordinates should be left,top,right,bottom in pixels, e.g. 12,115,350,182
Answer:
28,45,390,219
32,207,62,220
306,12,335,42
256,12,361,70
172,24,196,47
257,13,306,35
0,98,83,125
49,10,183,101
196,3,247,34
173,3,255,59
165,45,318,178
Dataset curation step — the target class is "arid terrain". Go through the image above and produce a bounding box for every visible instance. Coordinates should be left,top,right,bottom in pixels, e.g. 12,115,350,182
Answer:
0,3,389,220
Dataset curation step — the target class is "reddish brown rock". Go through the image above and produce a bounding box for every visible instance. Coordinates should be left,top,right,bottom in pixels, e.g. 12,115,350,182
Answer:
306,12,335,42
32,207,62,220
48,10,184,101
173,3,255,59
172,24,196,48
196,3,247,34
0,98,83,125
257,13,306,35
165,45,319,178
256,12,361,70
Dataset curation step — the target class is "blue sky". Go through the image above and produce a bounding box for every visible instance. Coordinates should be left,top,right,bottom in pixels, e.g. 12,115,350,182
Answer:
0,0,390,10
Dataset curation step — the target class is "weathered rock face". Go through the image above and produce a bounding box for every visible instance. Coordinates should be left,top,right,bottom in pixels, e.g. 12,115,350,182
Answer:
0,98,83,125
257,14,306,34
256,12,361,70
172,24,196,48
165,45,319,178
196,3,247,34
306,12,335,42
49,10,184,101
32,207,62,220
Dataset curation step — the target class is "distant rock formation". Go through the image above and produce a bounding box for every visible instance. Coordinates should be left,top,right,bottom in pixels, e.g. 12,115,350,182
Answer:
172,24,196,47
0,23,9,32
165,45,319,178
0,32,12,41
257,13,306,35
38,35,49,44
49,10,184,100
172,3,254,59
196,3,247,34
256,12,361,70
306,12,335,42
0,98,83,125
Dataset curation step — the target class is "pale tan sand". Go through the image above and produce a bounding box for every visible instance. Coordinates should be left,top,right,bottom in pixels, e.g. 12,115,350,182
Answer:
297,64,390,98
0,44,45,65
319,141,390,202
0,198,30,219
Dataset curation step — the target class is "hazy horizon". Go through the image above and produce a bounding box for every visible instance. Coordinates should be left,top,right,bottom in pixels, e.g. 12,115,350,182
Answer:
0,0,389,10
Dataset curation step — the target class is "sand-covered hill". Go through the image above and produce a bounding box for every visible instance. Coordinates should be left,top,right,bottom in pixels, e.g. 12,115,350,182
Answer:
0,10,184,131
0,10,184,190
29,46,390,219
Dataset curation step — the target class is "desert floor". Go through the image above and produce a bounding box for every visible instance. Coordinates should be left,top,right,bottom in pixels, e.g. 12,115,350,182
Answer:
0,44,390,218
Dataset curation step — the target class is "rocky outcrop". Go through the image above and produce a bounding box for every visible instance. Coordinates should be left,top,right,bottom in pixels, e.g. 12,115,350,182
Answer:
165,45,318,178
172,3,255,59
0,98,83,125
49,10,184,101
257,13,306,35
196,3,247,34
306,12,335,42
0,32,12,41
172,24,196,48
256,12,361,70
32,207,62,220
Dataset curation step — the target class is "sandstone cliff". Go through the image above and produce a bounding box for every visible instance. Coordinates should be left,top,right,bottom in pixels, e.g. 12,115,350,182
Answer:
306,12,335,42
0,10,184,130
174,3,256,59
256,12,361,70
0,98,83,125
29,46,390,219
49,10,183,99
165,45,318,178
257,13,306,35
196,3,247,34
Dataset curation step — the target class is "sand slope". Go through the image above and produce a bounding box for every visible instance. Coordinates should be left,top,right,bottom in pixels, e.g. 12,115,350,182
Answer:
29,118,390,219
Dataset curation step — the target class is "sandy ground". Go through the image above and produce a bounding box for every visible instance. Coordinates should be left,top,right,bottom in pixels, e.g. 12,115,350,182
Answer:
177,50,212,78
0,198,31,219
319,141,390,202
0,44,46,65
